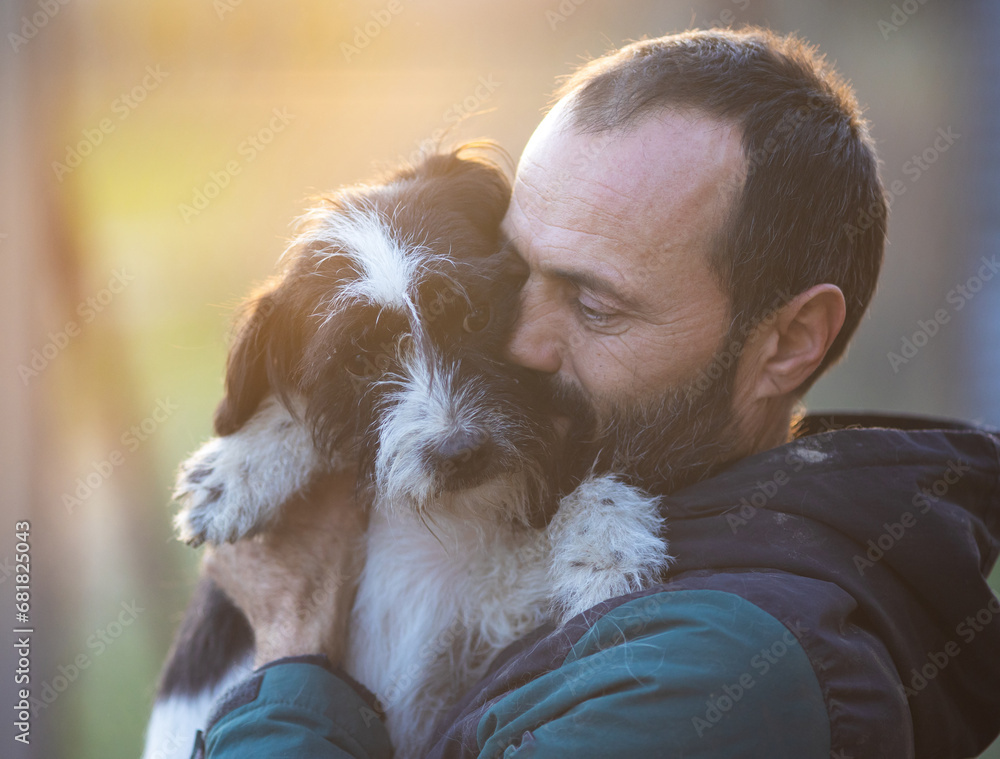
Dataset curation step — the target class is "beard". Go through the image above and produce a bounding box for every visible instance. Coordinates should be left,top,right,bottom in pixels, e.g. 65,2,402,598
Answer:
548,351,741,498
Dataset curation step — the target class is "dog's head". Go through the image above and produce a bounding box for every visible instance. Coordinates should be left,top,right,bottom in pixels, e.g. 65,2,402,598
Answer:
215,148,559,525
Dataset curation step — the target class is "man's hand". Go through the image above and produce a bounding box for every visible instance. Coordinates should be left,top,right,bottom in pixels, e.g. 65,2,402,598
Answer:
202,470,367,668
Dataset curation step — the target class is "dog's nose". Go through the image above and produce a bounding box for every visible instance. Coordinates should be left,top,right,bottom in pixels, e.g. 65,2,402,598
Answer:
433,429,492,481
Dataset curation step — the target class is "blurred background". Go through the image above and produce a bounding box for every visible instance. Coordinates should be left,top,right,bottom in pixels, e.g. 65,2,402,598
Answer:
1,1,998,757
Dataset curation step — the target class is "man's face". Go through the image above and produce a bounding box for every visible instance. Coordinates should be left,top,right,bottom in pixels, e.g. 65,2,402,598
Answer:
502,105,748,491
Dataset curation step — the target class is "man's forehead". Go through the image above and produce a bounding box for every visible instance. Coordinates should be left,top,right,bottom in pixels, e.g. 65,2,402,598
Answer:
510,107,745,254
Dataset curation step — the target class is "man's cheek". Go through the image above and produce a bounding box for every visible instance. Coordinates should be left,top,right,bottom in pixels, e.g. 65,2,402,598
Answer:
565,338,611,399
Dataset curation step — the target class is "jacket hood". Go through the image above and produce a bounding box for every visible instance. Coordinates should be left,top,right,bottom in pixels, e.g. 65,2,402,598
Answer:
663,412,1000,758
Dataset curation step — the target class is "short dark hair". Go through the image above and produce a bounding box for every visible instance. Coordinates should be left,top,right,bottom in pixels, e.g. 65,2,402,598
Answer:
556,27,886,392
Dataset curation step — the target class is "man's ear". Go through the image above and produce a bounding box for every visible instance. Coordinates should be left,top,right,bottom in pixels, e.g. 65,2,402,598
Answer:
740,284,847,401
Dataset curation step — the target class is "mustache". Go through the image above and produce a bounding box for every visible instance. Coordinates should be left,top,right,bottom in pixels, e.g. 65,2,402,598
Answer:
536,375,601,490
545,374,597,426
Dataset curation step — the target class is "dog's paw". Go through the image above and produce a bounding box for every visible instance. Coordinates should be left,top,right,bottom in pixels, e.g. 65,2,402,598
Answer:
173,437,259,546
173,397,327,546
548,474,672,621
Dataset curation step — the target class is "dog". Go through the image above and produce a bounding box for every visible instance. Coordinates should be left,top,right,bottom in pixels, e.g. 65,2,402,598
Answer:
142,147,671,759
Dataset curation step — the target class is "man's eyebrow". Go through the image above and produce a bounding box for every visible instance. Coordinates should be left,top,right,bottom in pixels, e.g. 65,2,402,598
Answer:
501,236,642,311
547,265,642,311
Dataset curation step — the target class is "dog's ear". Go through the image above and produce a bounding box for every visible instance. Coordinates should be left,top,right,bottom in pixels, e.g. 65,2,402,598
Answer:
414,145,512,236
447,150,512,233
214,291,282,436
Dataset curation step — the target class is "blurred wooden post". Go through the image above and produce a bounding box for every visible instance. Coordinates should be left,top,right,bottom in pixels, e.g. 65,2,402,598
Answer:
1,2,67,756
1,6,39,759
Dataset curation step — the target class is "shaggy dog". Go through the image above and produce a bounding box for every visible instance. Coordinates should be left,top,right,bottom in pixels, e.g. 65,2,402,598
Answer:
142,148,670,759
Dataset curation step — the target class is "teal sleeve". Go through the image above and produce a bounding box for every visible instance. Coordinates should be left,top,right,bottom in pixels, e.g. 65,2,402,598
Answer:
204,660,393,759
477,590,831,758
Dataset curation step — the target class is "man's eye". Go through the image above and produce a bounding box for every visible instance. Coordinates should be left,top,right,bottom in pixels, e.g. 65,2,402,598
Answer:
575,299,614,325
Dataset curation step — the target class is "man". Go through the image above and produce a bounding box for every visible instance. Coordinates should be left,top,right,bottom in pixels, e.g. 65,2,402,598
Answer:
195,28,1000,758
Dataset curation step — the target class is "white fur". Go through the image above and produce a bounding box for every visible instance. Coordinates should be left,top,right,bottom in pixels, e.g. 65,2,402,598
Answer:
346,507,551,757
174,396,338,545
303,201,428,314
347,473,668,758
373,351,455,507
374,350,525,517
788,439,831,464
548,475,673,619
141,654,252,759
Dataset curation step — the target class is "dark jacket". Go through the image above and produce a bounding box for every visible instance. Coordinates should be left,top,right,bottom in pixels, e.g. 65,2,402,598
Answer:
199,414,1000,758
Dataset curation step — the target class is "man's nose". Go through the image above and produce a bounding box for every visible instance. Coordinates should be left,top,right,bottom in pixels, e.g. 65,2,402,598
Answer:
506,281,562,374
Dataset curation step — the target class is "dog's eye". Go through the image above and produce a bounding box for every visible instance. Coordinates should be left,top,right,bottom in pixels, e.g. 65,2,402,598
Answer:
343,333,407,381
344,351,377,381
462,306,491,333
